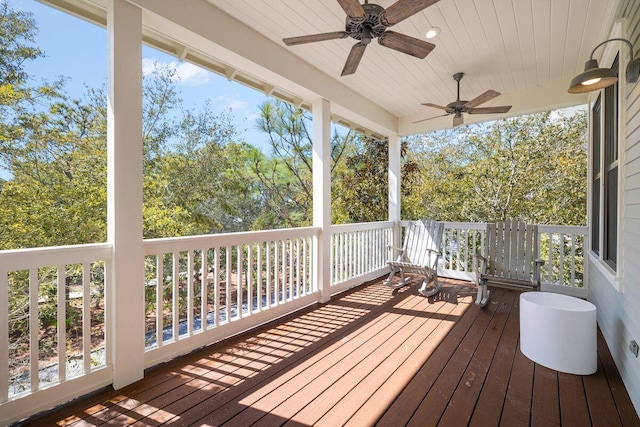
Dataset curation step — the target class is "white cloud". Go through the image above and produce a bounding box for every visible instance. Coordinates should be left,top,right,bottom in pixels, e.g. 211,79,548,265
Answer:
226,99,248,110
247,112,261,122
142,58,211,87
212,94,248,111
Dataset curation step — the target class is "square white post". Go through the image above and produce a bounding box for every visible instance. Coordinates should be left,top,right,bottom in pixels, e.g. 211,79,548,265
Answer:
388,133,402,248
312,98,332,303
107,0,144,389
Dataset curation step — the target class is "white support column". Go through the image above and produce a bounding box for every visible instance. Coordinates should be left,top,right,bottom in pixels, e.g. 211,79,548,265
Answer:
388,133,402,248
107,0,144,389
312,98,332,303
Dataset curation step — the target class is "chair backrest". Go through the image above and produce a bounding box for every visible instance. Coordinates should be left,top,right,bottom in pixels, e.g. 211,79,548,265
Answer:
485,220,539,281
403,219,444,267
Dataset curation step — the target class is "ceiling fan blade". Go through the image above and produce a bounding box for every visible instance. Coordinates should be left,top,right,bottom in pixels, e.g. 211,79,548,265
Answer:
467,105,512,114
337,0,366,20
283,31,348,46
378,31,435,59
341,42,367,76
379,0,440,27
422,102,454,113
453,114,464,127
413,113,450,124
463,89,500,109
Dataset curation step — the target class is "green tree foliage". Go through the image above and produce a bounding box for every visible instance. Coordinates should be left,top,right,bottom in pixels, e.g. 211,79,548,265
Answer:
251,100,352,228
405,110,587,225
0,90,107,248
332,136,421,223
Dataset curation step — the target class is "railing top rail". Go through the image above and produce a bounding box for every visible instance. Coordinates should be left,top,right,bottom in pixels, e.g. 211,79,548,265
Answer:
330,221,394,233
0,243,113,271
537,224,588,234
143,226,320,254
441,221,488,231
401,220,488,231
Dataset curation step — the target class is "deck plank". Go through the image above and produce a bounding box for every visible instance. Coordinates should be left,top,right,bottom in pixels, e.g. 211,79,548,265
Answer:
246,289,436,427
372,286,490,427
558,372,590,426
14,277,640,427
317,285,472,426
167,280,421,426
500,338,535,426
596,329,640,426
531,365,560,427
437,290,518,426
468,289,521,427
584,354,623,426
404,288,509,426
281,284,468,426
213,282,436,426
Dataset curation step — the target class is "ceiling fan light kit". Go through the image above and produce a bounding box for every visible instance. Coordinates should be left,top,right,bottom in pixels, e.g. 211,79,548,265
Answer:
283,0,439,75
425,27,440,39
568,37,640,93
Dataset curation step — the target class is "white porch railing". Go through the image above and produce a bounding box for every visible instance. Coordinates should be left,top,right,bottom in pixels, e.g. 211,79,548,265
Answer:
431,221,587,297
0,220,587,424
142,227,319,368
0,243,113,422
330,221,394,293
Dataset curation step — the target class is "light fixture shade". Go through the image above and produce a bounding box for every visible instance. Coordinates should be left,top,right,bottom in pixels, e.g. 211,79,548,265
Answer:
568,59,618,93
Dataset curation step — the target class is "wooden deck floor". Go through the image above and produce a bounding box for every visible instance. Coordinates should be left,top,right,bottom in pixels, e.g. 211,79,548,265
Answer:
16,277,640,426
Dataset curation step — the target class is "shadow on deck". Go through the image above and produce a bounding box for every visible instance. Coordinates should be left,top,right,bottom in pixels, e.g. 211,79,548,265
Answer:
14,277,640,426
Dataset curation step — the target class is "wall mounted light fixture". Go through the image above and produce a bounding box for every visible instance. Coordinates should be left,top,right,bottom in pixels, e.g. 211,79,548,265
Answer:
568,38,640,93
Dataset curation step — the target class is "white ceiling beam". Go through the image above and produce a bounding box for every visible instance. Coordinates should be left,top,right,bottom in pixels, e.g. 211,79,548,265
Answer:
129,0,398,137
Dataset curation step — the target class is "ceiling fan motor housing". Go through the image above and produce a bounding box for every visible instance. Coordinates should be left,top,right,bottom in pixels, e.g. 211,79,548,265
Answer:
345,4,386,40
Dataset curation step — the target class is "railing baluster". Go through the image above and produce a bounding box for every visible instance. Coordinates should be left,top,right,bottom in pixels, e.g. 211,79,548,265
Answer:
257,243,263,311
225,246,231,322
82,263,91,374
172,252,179,340
0,268,7,402
570,234,577,286
214,247,220,327
29,268,39,392
266,242,271,309
201,249,208,330
156,255,163,347
237,245,243,319
248,244,253,315
296,238,301,298
57,265,66,383
188,250,194,336
559,234,565,286
547,232,553,282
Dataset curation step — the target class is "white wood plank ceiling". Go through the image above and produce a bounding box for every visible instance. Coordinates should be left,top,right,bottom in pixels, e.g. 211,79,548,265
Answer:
206,0,620,134
48,0,621,135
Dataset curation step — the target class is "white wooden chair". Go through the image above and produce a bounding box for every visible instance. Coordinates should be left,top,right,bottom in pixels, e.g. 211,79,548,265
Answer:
473,220,545,307
385,219,444,297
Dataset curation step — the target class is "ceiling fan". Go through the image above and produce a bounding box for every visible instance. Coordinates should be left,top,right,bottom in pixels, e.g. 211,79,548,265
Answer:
418,72,512,127
282,0,439,76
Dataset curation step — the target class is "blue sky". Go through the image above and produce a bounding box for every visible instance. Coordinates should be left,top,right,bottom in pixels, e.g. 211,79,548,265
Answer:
13,0,271,151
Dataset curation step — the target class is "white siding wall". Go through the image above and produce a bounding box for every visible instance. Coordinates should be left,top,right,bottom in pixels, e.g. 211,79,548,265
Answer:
589,0,640,415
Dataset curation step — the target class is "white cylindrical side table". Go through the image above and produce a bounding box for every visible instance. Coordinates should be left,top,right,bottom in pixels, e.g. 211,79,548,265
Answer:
520,292,597,375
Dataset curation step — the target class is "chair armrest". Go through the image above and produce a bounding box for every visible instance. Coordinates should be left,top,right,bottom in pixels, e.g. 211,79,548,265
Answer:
472,253,487,281
386,245,404,254
533,259,545,285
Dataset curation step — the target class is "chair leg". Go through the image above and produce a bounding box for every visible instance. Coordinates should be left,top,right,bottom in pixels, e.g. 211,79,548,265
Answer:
385,268,406,289
384,268,396,286
418,275,442,297
475,280,490,307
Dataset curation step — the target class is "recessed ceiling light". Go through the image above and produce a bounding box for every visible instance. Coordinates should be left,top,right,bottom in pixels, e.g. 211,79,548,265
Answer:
425,27,440,39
